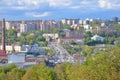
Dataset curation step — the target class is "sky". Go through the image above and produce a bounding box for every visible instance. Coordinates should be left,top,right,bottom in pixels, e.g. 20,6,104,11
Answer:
0,0,120,20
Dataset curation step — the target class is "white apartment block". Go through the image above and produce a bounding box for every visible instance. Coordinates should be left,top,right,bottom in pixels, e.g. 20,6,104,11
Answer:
5,21,12,30
20,22,28,33
61,19,68,24
61,19,79,25
83,20,90,25
83,25,92,32
79,20,83,25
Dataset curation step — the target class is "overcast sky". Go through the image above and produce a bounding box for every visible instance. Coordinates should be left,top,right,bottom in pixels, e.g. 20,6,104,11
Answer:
0,0,120,20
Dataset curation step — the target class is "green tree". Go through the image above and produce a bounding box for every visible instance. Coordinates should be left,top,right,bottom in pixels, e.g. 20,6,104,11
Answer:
115,38,120,47
62,24,70,29
22,63,56,80
45,48,55,55
0,64,25,80
82,46,94,57
22,67,38,80
54,63,73,80
7,68,25,80
50,28,59,33
69,40,76,45
84,31,93,45
39,41,48,47
59,31,66,37
6,28,17,44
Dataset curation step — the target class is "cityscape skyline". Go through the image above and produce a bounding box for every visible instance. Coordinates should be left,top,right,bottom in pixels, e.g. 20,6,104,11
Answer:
0,0,120,20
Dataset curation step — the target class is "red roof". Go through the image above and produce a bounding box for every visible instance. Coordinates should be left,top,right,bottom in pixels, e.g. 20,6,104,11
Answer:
25,58,36,62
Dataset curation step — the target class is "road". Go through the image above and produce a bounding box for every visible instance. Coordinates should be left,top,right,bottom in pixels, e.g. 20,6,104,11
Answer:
48,41,74,63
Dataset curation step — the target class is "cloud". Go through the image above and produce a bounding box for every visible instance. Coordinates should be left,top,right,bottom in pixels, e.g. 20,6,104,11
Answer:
0,0,42,10
70,6,81,9
0,0,72,10
0,0,98,10
46,0,72,7
0,0,120,11
98,0,120,9
25,12,50,18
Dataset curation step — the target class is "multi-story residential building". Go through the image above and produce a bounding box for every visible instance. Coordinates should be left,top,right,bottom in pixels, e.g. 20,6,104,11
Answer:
112,17,119,22
40,21,50,31
40,20,62,31
20,21,28,33
71,24,84,30
61,19,93,25
83,25,92,32
67,19,79,25
79,20,83,25
73,19,79,25
61,19,79,25
20,21,40,33
83,20,90,25
5,21,12,30
61,19,68,24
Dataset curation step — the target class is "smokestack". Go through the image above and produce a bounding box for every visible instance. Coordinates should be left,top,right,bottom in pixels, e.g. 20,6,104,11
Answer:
2,18,6,51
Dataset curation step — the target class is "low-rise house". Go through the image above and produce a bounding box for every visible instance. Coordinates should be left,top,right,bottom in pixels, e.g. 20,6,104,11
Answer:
75,40,84,45
0,45,31,53
91,34,104,41
43,33,59,40
0,45,22,53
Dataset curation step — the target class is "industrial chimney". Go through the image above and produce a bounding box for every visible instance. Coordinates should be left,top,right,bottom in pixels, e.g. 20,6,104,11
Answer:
2,18,6,51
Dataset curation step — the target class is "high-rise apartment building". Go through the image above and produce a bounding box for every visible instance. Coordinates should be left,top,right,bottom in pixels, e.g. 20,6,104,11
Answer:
20,21,40,33
112,17,119,22
61,19,79,25
5,21,12,30
40,20,62,31
61,19,68,24
20,21,28,33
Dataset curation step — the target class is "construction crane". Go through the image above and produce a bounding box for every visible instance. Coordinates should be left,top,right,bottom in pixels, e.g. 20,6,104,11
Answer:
0,18,7,63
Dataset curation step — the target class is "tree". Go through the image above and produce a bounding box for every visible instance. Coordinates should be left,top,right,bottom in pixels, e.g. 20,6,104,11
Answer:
0,64,25,80
84,32,93,45
22,63,56,80
22,67,38,80
115,38,120,47
82,46,94,57
6,28,17,44
70,40,76,45
62,24,70,29
59,31,66,37
39,41,48,47
7,68,25,80
54,63,73,80
45,49,55,55
50,28,59,33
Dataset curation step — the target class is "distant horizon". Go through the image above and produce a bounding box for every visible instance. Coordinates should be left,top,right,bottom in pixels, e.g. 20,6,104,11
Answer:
0,16,119,21
0,0,120,21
